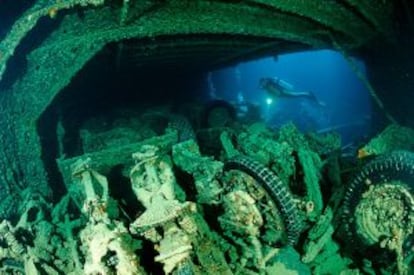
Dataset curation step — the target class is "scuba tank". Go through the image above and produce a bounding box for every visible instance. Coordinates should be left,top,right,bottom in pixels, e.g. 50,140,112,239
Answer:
274,77,294,90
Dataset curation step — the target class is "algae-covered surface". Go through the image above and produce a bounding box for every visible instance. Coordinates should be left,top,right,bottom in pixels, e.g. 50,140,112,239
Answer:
1,107,413,274
0,1,412,275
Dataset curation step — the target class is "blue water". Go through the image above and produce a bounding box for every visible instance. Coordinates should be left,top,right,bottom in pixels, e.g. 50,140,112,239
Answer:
208,50,372,146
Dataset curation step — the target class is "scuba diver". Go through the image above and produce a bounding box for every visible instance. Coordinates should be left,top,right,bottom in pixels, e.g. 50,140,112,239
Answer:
259,77,326,106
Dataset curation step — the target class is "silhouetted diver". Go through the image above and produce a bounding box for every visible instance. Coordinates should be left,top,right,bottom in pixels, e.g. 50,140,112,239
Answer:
259,77,325,106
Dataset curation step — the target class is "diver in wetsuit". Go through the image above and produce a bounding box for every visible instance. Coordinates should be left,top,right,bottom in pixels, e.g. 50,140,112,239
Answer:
259,77,325,106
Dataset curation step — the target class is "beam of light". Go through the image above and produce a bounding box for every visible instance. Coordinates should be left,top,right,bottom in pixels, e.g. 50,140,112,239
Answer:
266,97,273,105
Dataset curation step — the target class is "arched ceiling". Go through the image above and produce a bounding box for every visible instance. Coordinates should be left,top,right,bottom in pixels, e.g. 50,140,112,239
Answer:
0,0,394,82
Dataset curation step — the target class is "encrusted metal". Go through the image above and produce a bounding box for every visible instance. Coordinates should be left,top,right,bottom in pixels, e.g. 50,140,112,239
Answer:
342,150,414,258
224,154,302,245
